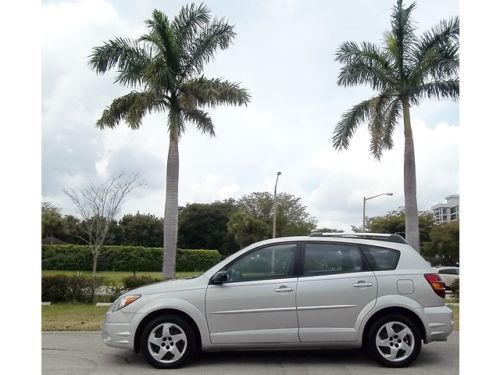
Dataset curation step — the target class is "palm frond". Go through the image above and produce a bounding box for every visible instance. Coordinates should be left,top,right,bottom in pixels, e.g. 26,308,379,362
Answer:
369,92,393,159
142,9,181,74
180,77,250,107
180,18,235,79
381,98,402,151
182,108,215,136
409,17,459,83
88,37,151,77
96,91,165,130
410,78,459,105
332,97,376,150
389,0,418,78
168,109,185,140
172,3,211,48
336,41,398,90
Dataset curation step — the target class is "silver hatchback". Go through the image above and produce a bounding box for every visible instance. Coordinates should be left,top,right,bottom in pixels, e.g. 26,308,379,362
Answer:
102,233,453,369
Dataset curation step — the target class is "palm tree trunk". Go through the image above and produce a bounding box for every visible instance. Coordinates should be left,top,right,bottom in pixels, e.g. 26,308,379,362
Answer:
402,98,420,252
163,136,179,279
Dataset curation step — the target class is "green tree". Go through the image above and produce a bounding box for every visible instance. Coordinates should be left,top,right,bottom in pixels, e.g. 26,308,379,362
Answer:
312,228,344,234
89,4,250,278
59,215,85,244
422,221,459,265
238,192,317,237
41,202,64,241
332,0,459,252
103,219,124,245
227,211,269,249
178,200,239,255
365,210,435,247
119,212,163,247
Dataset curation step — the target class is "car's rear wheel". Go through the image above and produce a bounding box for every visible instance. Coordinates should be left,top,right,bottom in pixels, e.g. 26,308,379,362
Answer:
367,314,422,367
140,314,197,369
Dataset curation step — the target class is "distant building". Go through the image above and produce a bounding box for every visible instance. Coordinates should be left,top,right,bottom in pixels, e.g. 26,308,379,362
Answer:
431,195,459,224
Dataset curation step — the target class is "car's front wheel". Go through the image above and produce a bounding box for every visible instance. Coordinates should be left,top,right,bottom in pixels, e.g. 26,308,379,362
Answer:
367,314,422,367
140,314,197,369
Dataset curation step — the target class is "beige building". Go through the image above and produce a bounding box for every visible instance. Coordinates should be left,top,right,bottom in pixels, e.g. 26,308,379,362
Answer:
431,195,459,224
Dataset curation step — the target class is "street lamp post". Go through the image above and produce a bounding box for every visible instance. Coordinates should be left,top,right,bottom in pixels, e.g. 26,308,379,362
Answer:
272,171,282,238
362,192,394,232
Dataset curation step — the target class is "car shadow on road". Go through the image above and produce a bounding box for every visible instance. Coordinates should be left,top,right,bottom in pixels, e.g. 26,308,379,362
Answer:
113,347,448,371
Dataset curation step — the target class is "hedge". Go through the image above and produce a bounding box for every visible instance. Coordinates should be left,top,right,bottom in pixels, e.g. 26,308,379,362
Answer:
122,275,161,289
42,245,221,272
42,275,105,303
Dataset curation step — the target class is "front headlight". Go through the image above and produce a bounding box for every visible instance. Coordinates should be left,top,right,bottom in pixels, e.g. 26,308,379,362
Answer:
111,294,141,312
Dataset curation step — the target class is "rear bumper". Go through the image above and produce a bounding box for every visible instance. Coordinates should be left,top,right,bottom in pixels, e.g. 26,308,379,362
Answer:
421,305,454,343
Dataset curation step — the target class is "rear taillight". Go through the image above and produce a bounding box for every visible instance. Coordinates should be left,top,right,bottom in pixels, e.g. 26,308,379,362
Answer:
424,273,446,298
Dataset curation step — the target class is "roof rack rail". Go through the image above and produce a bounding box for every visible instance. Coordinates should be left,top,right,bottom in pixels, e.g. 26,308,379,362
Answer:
309,232,408,244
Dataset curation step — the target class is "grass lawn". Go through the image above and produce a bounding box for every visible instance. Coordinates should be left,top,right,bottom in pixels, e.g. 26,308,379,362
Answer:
42,304,109,331
42,270,201,285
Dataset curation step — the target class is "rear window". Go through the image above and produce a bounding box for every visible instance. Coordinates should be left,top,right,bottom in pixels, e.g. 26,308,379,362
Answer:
438,269,459,275
361,246,400,271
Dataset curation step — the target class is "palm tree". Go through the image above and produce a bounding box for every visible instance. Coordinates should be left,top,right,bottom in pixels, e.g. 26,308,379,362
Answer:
332,0,458,251
89,4,250,278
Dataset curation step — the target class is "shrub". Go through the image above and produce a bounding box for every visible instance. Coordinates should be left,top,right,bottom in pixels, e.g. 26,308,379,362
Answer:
42,245,221,272
450,279,459,302
42,275,72,303
122,275,161,290
42,275,104,303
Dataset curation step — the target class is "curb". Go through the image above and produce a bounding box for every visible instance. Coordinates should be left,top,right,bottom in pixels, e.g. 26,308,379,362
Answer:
42,302,112,306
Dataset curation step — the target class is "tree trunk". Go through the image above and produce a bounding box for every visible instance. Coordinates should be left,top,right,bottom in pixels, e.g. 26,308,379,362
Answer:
92,249,98,276
163,137,179,279
402,99,420,252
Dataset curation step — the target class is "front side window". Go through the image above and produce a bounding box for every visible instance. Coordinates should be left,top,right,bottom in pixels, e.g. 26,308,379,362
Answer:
226,243,297,282
303,243,366,277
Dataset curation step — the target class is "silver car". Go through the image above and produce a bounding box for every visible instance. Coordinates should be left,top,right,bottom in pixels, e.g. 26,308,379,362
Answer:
102,233,453,369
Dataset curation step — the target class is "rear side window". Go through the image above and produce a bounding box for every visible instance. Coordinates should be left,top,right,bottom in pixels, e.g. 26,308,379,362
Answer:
361,246,400,271
303,243,367,276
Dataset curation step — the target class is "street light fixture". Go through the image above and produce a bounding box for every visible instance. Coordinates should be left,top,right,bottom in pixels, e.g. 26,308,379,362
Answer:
273,171,282,238
362,192,393,232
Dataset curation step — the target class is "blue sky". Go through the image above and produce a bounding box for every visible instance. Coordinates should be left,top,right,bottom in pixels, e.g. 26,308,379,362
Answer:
42,0,459,230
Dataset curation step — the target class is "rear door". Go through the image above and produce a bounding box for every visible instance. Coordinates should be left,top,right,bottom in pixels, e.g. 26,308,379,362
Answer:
296,242,377,342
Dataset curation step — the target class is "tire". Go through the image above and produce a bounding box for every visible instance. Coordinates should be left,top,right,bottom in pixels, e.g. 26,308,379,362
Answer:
367,314,422,368
140,314,198,369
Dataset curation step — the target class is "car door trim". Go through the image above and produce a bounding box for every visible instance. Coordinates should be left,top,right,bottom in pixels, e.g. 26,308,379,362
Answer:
211,306,297,315
297,304,357,311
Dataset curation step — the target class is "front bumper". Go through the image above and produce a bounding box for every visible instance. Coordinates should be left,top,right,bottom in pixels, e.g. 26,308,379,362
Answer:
101,308,144,350
421,305,454,343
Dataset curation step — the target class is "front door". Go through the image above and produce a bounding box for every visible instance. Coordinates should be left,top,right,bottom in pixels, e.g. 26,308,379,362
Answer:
296,242,377,342
206,242,299,344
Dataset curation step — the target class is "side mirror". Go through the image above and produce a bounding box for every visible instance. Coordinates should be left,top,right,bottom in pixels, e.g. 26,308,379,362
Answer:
211,270,229,285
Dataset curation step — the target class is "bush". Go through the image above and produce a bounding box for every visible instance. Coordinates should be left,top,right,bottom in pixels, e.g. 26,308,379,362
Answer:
122,275,160,290
42,245,221,272
450,279,459,302
42,275,104,303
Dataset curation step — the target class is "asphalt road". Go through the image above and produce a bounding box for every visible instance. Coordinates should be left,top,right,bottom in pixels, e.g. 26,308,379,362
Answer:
42,331,459,374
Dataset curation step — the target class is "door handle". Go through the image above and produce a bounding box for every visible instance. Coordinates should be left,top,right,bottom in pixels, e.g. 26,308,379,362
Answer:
274,285,294,293
353,281,373,288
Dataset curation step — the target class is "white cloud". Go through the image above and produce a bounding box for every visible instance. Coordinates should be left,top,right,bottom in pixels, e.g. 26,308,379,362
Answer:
42,0,459,232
